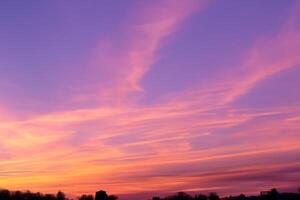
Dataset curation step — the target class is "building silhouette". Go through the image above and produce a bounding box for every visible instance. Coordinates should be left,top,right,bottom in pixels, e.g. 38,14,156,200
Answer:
95,190,108,200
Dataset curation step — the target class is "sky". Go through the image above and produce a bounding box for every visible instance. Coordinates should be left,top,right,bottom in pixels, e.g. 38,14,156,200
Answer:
0,0,300,199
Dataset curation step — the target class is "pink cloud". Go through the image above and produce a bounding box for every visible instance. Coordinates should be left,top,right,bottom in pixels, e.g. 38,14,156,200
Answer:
85,0,205,104
1,1,300,198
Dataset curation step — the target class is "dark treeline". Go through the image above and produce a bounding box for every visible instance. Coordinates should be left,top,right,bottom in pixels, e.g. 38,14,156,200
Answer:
153,188,300,200
0,190,117,200
0,188,299,200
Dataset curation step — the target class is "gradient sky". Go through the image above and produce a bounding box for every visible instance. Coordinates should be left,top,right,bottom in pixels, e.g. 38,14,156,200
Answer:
0,0,300,199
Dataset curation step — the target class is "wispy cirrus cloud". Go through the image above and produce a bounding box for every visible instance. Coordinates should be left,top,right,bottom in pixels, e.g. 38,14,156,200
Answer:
83,0,205,103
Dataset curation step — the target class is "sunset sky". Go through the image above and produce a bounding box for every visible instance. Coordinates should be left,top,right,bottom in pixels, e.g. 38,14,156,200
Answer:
0,0,300,199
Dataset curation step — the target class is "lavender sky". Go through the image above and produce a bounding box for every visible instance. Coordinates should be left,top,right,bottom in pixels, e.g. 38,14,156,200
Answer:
0,0,300,199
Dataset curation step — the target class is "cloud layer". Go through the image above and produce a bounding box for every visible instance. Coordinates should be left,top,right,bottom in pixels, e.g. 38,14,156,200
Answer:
0,0,300,199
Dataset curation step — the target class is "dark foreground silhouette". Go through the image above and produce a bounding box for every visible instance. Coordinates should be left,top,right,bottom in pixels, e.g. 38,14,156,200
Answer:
0,188,299,200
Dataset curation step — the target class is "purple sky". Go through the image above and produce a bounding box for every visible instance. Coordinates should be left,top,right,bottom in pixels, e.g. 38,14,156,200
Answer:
0,0,300,199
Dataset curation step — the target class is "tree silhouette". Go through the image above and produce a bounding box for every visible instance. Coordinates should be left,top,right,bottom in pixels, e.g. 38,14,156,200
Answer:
95,190,109,200
163,192,193,200
0,189,10,200
56,191,65,200
208,193,220,200
79,194,94,200
194,194,207,200
108,195,118,200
